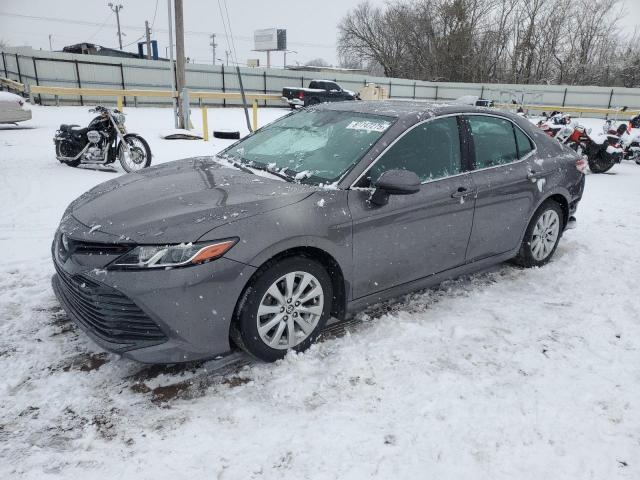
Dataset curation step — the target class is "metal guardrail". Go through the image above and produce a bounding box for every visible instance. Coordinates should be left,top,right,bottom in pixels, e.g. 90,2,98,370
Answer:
0,76,25,92
29,85,281,104
27,85,282,137
30,85,175,98
495,103,640,117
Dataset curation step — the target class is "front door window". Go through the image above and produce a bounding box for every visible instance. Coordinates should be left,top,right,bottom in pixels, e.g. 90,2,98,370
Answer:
365,116,463,185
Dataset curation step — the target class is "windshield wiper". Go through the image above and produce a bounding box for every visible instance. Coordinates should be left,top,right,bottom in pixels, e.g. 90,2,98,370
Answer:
216,155,297,183
244,163,296,183
229,160,255,175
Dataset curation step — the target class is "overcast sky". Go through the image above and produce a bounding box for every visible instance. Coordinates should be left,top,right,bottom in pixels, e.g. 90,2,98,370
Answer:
0,0,638,67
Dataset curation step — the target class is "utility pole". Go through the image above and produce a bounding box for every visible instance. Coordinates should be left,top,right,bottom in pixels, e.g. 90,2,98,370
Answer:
225,50,231,66
210,34,217,66
48,34,53,51
167,0,178,128
145,20,152,59
108,3,124,50
174,0,186,128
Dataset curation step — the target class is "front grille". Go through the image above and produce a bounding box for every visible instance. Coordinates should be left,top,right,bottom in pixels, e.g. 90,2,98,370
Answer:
57,234,131,262
53,262,167,350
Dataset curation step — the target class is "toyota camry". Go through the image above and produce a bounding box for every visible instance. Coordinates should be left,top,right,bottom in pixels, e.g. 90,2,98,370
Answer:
52,101,585,363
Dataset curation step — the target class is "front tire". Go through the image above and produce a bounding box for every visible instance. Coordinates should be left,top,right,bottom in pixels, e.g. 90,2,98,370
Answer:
231,257,333,362
118,134,151,172
514,200,564,268
587,148,615,174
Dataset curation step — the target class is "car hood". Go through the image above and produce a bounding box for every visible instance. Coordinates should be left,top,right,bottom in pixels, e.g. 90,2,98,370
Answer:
67,157,315,244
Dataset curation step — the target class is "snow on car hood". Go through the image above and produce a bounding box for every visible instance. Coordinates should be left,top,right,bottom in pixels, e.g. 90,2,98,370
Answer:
66,157,314,244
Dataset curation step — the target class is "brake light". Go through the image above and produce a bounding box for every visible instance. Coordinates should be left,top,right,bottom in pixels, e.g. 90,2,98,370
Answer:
298,91,305,100
576,158,587,174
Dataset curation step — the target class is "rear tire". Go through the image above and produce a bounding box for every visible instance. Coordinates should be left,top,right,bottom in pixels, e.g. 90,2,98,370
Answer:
55,141,81,167
231,256,333,362
514,200,564,268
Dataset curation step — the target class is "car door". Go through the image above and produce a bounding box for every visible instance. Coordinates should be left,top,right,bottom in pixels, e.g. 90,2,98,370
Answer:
325,82,344,102
463,114,538,261
348,115,476,299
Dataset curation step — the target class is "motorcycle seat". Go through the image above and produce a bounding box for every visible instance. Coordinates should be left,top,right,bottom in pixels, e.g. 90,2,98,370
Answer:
60,124,88,135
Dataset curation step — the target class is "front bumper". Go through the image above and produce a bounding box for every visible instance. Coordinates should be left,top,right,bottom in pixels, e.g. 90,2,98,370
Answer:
52,252,256,364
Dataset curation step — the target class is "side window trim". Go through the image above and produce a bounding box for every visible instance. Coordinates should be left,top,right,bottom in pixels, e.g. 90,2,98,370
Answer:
463,113,538,172
351,114,466,188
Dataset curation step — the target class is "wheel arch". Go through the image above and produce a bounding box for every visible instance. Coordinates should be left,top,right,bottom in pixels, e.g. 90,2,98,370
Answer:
232,245,348,325
539,192,570,228
526,188,571,231
515,189,570,253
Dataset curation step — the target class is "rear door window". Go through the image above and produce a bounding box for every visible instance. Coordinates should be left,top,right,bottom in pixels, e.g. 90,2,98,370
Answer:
467,116,518,168
514,126,534,158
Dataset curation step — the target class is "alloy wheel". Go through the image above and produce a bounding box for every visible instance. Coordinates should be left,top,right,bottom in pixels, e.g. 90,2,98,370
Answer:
530,210,560,261
257,271,324,350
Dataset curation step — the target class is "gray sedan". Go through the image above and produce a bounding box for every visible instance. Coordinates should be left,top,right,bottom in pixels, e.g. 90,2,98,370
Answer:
52,102,585,363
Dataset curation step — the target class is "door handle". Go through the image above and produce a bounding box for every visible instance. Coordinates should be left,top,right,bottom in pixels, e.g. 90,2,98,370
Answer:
527,170,537,180
451,187,474,198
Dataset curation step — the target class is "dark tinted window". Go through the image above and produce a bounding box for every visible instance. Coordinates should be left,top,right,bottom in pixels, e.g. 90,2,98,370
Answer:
468,116,518,168
368,117,462,184
514,126,534,158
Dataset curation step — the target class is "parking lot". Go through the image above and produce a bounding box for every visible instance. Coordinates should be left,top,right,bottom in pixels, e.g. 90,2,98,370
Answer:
0,105,638,478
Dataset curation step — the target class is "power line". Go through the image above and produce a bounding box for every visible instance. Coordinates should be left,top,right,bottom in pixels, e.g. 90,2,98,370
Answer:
222,0,239,66
86,12,113,42
0,11,336,49
150,0,159,30
216,0,232,65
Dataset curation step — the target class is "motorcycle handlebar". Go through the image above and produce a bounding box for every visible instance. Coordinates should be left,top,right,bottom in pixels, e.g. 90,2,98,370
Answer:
87,106,125,116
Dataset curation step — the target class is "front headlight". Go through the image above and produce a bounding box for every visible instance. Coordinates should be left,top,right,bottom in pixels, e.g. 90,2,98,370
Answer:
109,239,238,270
116,113,126,126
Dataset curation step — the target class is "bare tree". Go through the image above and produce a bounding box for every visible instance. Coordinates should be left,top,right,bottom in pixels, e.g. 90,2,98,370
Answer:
305,58,330,67
337,0,630,86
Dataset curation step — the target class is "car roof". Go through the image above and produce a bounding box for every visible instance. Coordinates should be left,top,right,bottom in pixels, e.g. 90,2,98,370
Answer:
317,100,509,122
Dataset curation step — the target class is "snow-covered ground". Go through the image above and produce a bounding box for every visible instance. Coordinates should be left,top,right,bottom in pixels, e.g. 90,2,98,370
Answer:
1,106,639,479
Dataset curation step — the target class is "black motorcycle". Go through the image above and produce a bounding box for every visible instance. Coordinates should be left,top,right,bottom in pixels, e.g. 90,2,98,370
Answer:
54,106,151,172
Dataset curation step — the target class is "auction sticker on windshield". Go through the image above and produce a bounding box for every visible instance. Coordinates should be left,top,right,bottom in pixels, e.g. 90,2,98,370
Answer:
346,120,390,132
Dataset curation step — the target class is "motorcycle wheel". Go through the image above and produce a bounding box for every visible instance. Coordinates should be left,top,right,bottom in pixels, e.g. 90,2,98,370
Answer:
118,134,152,173
55,141,81,167
587,149,615,174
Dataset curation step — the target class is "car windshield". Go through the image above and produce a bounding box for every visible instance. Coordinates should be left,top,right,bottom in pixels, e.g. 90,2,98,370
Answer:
219,109,394,184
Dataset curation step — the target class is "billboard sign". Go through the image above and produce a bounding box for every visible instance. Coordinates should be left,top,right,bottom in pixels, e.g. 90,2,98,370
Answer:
254,28,287,51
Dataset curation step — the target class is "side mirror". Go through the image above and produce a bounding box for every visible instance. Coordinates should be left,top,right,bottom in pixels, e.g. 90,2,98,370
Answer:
370,169,420,206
